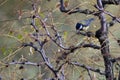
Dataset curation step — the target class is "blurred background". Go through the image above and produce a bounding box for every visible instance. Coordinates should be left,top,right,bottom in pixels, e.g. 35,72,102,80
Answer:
0,0,120,79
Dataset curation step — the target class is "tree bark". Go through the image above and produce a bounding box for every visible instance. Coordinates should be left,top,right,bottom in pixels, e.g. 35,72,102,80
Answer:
96,0,114,80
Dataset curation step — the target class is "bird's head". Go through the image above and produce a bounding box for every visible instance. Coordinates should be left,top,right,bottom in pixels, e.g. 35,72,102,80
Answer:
76,23,84,30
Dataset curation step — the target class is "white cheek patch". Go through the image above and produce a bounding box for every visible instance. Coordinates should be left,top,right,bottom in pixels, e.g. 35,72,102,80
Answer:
79,25,83,30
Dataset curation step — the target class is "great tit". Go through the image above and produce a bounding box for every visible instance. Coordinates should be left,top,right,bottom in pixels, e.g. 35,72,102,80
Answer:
76,18,94,32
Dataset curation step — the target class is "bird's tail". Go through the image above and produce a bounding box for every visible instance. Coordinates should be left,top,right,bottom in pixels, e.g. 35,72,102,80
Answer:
84,18,94,26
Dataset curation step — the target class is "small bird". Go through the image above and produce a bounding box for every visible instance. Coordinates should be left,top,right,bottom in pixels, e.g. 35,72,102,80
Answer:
76,18,94,32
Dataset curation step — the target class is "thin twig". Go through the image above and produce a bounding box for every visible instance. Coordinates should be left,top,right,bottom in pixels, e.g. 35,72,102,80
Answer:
69,61,105,75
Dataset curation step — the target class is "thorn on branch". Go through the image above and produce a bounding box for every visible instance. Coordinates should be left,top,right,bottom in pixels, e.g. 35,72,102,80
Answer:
117,39,120,46
19,65,24,70
5,64,9,67
20,78,24,80
40,39,48,48
36,29,39,32
32,15,36,19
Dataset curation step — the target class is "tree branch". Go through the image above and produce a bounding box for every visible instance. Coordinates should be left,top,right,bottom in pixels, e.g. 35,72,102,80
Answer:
96,0,114,80
69,61,105,75
59,0,96,15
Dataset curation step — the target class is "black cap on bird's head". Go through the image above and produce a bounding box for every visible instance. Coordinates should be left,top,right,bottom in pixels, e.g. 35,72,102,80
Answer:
76,23,84,30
